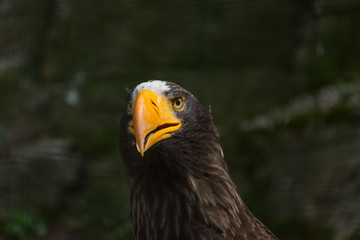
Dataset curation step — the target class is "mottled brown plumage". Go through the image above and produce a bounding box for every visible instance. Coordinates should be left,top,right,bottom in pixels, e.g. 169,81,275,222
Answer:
119,81,278,240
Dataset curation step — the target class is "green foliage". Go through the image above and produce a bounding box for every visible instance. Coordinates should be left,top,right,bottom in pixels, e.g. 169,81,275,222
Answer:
2,212,46,240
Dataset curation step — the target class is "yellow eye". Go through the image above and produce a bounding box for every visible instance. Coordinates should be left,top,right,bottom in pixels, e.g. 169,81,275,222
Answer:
127,101,132,114
172,97,185,111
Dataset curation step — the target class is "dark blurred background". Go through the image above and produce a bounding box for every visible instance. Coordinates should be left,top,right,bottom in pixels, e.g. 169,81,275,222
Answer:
1,0,360,239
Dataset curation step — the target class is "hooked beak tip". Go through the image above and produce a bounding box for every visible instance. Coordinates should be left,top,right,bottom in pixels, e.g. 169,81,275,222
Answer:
136,143,145,157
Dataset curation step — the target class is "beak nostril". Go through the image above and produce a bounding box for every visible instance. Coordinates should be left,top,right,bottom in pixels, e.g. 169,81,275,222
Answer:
151,100,160,116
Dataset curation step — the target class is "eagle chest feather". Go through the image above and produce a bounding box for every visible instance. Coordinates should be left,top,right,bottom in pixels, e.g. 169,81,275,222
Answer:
130,166,242,240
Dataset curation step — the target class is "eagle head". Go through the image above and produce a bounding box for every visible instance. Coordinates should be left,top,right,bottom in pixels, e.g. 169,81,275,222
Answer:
119,80,218,171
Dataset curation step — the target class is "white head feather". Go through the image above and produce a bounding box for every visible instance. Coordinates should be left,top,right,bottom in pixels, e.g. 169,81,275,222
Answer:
131,80,170,103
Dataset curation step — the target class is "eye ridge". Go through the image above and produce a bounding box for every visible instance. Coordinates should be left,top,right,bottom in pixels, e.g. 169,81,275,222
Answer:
172,97,185,111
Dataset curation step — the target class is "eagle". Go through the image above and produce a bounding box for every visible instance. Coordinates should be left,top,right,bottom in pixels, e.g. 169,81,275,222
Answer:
119,80,278,240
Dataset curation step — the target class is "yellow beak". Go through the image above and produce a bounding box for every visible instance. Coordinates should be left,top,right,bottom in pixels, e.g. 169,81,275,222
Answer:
130,90,181,156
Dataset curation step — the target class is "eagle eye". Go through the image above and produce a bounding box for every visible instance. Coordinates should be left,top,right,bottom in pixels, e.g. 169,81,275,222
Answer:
172,97,185,111
127,101,132,115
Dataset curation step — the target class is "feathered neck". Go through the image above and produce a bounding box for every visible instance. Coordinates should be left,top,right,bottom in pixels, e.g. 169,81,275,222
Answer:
120,114,277,240
128,141,245,240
